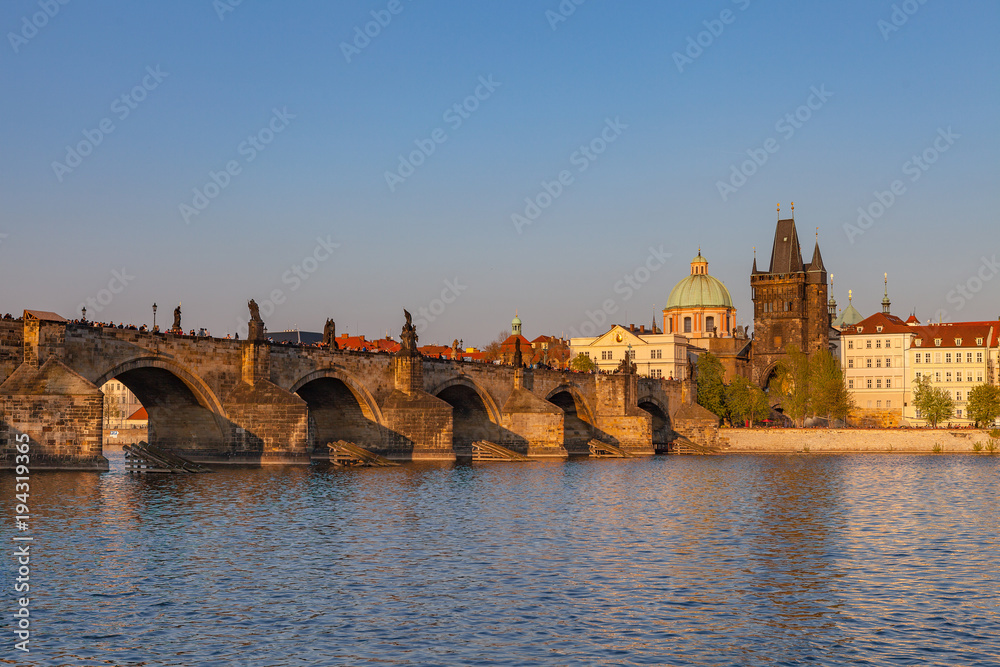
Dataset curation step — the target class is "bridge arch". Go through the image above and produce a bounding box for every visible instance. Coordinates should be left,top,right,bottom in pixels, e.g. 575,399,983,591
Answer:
637,395,671,448
94,357,228,454
545,384,596,454
289,368,385,453
428,376,503,425
430,376,503,456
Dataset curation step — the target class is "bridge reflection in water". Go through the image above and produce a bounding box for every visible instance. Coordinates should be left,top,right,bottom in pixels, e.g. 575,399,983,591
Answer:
0,311,722,470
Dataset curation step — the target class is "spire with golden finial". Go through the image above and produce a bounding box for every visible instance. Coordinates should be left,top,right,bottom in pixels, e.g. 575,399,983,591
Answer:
777,202,780,218
791,201,795,218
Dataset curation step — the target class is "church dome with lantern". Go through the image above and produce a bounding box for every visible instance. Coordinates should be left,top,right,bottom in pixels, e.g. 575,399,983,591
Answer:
663,250,736,338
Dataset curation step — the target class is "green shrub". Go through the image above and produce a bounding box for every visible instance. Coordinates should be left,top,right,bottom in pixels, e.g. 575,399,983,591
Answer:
973,441,984,452
932,443,942,454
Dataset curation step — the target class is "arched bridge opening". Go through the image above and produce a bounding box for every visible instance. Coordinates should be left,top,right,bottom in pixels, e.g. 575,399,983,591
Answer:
293,375,383,455
547,388,594,456
434,383,500,459
639,400,671,452
96,362,226,456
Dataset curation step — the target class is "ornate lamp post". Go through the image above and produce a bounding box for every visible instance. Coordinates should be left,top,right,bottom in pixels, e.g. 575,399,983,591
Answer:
81,305,87,322
152,302,158,332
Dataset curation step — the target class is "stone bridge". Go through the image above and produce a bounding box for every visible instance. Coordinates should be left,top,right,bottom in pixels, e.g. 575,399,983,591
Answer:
0,311,709,470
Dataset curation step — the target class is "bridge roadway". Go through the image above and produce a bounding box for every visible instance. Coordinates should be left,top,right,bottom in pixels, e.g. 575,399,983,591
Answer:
0,312,710,471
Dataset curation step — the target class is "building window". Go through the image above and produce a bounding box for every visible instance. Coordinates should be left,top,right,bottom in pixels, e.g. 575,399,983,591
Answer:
967,352,973,363
867,358,872,368
935,353,941,363
866,340,872,349
877,400,882,408
976,338,984,345
876,358,882,368
925,353,931,363
977,352,983,363
915,354,921,364
957,372,963,382
848,359,854,368
886,379,892,389
877,379,882,388
935,372,941,382
651,369,662,378
683,317,692,333
946,353,952,363
945,372,952,382
977,373,984,383
876,339,882,349
867,379,873,389
957,409,963,418
916,408,922,418
886,400,892,408
848,379,854,389
886,358,891,368
652,349,662,359
956,391,963,401
848,340,854,349
706,316,715,332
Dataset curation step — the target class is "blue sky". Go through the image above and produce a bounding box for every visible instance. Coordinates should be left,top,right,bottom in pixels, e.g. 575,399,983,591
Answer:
2,0,998,345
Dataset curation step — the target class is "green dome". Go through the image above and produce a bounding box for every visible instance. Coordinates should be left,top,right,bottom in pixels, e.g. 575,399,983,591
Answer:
512,314,522,326
665,273,733,310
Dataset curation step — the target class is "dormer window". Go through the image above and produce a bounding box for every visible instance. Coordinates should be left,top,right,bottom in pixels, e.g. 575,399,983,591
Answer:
977,337,984,345
915,339,922,347
955,338,962,346
934,339,942,347
876,326,883,333
857,326,864,333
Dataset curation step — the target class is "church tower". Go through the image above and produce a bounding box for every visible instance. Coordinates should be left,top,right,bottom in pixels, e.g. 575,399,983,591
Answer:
750,204,830,387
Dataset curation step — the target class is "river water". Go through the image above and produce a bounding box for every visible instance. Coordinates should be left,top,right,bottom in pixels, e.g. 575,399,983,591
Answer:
5,451,999,666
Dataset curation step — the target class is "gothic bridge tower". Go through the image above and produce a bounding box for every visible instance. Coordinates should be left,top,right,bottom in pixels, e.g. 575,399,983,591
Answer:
750,204,830,388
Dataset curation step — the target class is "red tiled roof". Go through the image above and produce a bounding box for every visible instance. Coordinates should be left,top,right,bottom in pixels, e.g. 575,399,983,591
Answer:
912,323,999,348
840,312,913,335
126,407,148,421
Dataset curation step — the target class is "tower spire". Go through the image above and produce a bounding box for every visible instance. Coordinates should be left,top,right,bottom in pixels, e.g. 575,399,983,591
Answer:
882,273,891,314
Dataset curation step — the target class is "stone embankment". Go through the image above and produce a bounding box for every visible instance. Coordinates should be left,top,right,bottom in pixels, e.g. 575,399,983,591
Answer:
724,428,995,453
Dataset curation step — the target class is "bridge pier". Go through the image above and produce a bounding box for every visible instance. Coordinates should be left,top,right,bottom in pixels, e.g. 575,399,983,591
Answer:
381,355,454,461
1,312,108,470
220,340,310,465
500,369,567,459
594,374,654,455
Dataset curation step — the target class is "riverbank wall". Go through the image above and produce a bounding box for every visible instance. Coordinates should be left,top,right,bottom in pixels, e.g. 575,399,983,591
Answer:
723,428,995,453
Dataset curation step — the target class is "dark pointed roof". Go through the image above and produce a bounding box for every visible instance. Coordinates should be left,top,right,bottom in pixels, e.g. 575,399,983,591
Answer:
807,241,825,272
768,218,804,274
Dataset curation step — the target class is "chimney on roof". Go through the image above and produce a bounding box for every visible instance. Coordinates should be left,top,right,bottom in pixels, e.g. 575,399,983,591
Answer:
640,324,646,333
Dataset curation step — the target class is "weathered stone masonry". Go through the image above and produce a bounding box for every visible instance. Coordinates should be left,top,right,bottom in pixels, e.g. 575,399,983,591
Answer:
0,312,720,470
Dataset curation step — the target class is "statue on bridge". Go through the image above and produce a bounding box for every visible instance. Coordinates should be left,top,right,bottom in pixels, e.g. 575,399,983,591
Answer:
247,299,265,342
324,319,338,349
513,337,523,368
451,339,461,360
172,304,182,332
615,351,637,375
397,309,419,357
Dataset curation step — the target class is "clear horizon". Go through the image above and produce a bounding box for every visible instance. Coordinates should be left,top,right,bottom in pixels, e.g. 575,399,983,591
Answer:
3,0,998,346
